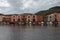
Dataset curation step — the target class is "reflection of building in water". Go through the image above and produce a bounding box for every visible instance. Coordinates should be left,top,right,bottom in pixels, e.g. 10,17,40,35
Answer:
10,26,21,40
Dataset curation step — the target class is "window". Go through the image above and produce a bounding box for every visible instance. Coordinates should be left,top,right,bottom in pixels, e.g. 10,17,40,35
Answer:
28,19,30,22
13,16,15,17
28,16,30,18
13,19,15,22
33,16,35,18
18,19,20,22
33,19,35,22
50,16,51,18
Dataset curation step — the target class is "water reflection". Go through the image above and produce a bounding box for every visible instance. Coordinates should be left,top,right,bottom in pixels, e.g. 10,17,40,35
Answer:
0,24,60,40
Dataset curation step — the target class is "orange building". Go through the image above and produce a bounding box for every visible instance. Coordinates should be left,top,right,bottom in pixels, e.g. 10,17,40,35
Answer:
2,15,11,23
36,15,43,22
36,15,43,24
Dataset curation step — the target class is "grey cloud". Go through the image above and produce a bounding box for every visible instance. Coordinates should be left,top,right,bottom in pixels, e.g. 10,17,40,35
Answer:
6,0,23,14
0,0,60,14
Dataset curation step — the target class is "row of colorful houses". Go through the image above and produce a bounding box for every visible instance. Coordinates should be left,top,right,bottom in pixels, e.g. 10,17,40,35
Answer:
2,14,43,24
0,13,60,24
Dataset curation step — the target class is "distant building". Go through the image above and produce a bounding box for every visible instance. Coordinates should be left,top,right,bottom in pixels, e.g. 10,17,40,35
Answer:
20,14,27,24
17,15,21,22
2,15,11,24
47,14,55,22
27,15,32,23
43,15,48,22
11,14,18,23
36,15,43,24
0,15,3,23
55,13,60,22
32,15,37,24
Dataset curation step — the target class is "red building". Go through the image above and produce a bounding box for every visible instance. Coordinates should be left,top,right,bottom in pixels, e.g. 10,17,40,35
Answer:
36,15,43,22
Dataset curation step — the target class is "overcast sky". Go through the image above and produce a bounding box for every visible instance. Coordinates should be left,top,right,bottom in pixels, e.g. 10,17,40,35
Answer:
0,0,60,14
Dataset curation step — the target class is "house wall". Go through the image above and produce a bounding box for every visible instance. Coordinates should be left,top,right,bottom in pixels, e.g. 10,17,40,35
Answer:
2,16,11,22
11,15,18,22
36,15,43,22
27,15,32,22
0,15,3,22
47,14,55,22
20,14,27,22
32,15,37,22
55,13,60,21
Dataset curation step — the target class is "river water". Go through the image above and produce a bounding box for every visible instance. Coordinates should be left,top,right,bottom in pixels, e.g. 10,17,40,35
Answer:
0,24,60,40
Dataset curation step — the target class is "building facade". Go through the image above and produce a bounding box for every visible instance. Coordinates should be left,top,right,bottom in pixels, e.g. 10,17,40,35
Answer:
0,15,3,22
11,14,18,23
55,13,60,22
36,15,43,24
20,14,27,24
47,14,55,22
27,15,32,23
2,15,11,24
31,15,37,24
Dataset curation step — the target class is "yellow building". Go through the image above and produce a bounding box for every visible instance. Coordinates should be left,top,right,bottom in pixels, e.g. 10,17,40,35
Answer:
27,15,32,23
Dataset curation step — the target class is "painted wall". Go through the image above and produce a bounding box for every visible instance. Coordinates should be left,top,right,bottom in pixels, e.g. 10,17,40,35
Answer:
2,16,11,22
0,15,3,22
20,14,27,22
11,15,18,22
27,15,32,22
55,13,60,21
31,15,37,22
36,15,43,22
47,14,55,22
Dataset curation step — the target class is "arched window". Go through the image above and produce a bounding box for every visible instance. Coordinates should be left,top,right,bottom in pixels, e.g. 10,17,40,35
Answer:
13,19,15,22
18,19,20,22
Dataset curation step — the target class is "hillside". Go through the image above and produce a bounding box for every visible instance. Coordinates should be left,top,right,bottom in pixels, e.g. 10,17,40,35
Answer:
35,6,60,16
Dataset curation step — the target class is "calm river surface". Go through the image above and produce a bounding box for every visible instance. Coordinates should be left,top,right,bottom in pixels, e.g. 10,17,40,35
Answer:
0,24,60,40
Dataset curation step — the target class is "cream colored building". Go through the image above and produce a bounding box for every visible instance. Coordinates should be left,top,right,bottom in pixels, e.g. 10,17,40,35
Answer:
47,14,55,22
0,15,3,22
11,15,18,22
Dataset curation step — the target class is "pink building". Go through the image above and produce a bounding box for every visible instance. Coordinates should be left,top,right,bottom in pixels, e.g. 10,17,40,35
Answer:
55,13,60,22
17,15,21,22
11,14,18,22
20,14,27,23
